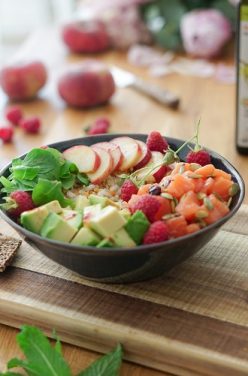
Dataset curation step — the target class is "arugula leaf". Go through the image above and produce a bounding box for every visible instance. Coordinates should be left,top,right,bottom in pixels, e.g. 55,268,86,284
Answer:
22,149,61,181
32,179,73,208
6,326,71,376
77,344,123,376
77,173,90,186
12,166,39,181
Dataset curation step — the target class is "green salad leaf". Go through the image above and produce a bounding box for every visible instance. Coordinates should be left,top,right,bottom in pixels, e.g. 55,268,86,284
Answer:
4,325,72,376
0,326,123,376
32,179,73,208
77,344,123,376
0,147,88,199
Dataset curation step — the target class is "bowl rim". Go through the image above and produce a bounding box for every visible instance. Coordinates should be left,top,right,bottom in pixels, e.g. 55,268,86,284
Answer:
0,133,245,256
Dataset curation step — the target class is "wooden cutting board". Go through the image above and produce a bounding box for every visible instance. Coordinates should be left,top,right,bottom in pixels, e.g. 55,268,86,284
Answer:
1,206,248,376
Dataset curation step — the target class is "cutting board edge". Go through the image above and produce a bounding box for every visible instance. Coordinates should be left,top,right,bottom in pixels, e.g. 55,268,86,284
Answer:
1,298,248,376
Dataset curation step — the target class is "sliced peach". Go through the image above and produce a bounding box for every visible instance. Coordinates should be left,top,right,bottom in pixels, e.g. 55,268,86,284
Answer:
87,147,113,184
63,145,100,173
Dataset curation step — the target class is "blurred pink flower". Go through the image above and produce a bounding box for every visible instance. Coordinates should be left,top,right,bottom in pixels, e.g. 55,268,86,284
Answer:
180,9,232,58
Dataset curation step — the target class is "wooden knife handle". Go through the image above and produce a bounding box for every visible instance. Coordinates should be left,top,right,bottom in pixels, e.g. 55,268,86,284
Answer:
132,78,180,110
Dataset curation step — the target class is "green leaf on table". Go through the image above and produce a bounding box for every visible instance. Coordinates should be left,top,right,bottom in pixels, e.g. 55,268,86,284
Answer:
77,344,123,376
6,325,71,376
32,178,73,208
0,370,23,376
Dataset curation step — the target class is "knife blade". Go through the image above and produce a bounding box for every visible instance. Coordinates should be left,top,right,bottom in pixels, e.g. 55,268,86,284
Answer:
111,66,180,110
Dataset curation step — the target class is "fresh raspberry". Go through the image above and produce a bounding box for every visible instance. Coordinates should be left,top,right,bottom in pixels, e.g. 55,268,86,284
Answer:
120,180,138,202
0,126,14,143
186,150,211,166
5,106,23,125
86,117,110,135
20,117,41,134
146,131,168,154
7,191,35,219
128,194,160,223
143,221,169,245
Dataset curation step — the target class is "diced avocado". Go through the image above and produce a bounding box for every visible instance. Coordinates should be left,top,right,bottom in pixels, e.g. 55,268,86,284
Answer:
112,228,136,248
125,210,150,245
74,195,90,211
71,227,100,246
83,204,102,222
96,238,114,248
119,208,131,220
43,200,62,214
41,212,77,243
61,209,83,230
89,194,108,208
88,206,126,238
20,200,62,234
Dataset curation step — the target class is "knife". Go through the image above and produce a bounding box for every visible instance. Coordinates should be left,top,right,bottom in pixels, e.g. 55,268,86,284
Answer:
111,66,180,110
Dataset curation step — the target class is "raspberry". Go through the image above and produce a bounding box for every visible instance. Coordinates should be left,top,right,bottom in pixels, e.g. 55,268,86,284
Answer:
120,180,138,202
146,131,168,154
86,117,110,135
7,191,35,219
20,117,41,134
143,221,169,245
0,126,14,143
128,194,160,223
5,106,23,125
186,150,211,166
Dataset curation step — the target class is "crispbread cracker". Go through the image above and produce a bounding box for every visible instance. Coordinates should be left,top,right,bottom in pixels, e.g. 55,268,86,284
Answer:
0,233,22,272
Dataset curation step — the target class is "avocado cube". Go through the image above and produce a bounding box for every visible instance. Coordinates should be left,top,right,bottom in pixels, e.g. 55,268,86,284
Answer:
41,212,77,243
88,206,126,238
119,208,131,220
89,194,108,208
112,228,136,248
71,227,100,246
61,209,83,230
83,204,102,222
96,238,114,248
20,200,62,234
125,210,150,245
74,196,90,211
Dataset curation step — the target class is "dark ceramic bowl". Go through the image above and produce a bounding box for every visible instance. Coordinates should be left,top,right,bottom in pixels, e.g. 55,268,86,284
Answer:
0,134,245,283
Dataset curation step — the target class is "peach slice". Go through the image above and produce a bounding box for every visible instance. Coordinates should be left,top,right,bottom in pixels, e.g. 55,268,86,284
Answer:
112,137,142,171
133,140,152,170
88,146,113,184
92,142,123,172
63,145,100,173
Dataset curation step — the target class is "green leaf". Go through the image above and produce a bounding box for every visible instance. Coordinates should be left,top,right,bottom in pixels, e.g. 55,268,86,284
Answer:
61,175,76,190
77,344,123,376
12,166,39,181
0,371,23,376
46,148,65,166
23,148,61,180
7,325,72,376
77,173,90,186
32,179,73,208
52,330,62,355
125,211,150,245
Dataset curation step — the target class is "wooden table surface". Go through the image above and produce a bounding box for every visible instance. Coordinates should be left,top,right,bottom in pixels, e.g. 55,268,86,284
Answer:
0,30,247,375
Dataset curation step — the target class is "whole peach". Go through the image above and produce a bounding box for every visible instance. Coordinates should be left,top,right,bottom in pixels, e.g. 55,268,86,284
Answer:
57,61,115,108
0,61,47,101
62,20,110,53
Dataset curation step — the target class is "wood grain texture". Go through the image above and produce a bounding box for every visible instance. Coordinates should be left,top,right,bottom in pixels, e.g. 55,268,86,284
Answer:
0,29,247,376
0,207,248,375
